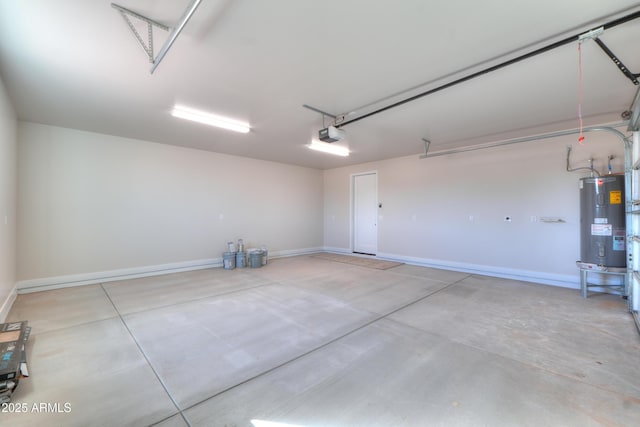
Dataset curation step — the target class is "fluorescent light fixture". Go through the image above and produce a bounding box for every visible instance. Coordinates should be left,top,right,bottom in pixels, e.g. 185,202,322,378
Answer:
308,140,349,157
171,105,250,133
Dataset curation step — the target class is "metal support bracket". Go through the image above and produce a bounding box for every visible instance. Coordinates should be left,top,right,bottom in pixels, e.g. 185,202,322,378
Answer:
112,3,169,64
112,0,202,74
302,104,337,119
594,38,639,85
578,26,604,43
302,104,339,129
419,138,431,158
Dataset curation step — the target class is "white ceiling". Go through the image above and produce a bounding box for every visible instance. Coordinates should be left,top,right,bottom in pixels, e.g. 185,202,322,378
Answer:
1,1,640,169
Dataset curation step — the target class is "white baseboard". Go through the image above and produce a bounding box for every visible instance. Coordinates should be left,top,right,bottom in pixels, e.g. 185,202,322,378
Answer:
322,246,352,255
271,247,325,258
321,247,581,289
15,246,579,294
17,259,219,294
0,284,17,322
16,247,325,294
375,252,580,289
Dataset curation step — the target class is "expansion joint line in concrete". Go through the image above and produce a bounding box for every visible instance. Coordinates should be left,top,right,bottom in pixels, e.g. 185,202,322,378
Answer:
100,283,194,427
183,273,473,412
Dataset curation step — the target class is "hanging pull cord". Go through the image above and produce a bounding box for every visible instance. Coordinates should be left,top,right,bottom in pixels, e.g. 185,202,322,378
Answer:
578,42,585,144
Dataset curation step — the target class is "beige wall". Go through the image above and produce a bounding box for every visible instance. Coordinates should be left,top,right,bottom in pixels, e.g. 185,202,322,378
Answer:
13,119,630,291
17,123,323,284
0,76,17,319
324,128,627,287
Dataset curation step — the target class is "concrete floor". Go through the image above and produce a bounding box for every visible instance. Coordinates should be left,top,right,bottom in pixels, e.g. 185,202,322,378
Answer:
4,255,640,426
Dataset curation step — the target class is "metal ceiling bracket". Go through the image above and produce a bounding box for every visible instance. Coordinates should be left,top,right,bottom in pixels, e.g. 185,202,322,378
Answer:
150,0,203,74
111,3,169,63
302,104,337,119
594,38,640,85
627,85,640,131
578,26,604,42
419,138,431,158
302,104,340,129
112,0,203,74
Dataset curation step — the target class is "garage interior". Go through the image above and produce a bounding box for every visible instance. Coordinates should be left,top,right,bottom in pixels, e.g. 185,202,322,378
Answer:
1,1,640,426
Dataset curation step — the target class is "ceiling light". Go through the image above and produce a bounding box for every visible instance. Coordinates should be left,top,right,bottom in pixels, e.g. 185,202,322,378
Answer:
308,140,349,157
171,105,251,133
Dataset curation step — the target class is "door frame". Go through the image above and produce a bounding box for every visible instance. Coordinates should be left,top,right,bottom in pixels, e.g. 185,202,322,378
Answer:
350,171,378,255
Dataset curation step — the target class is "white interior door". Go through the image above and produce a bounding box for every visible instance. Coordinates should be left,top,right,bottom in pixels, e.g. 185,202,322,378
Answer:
353,172,378,255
